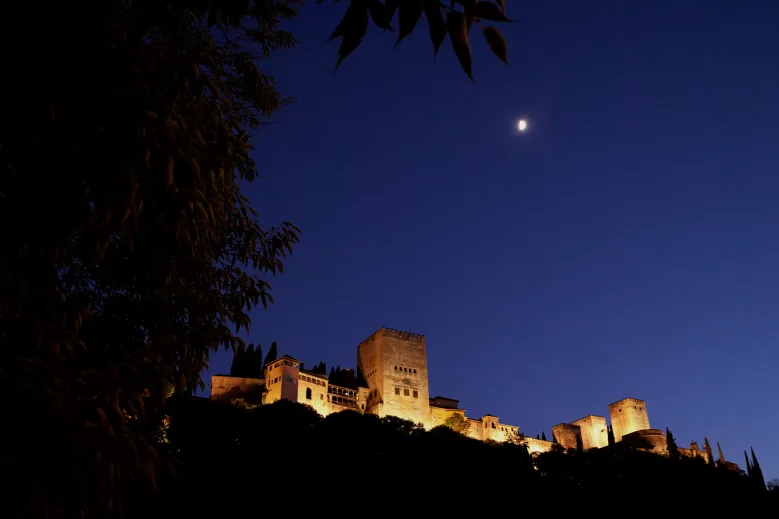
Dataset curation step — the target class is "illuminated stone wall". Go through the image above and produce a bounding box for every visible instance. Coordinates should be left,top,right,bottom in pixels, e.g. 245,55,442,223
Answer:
621,429,666,453
357,333,382,415
552,423,581,449
572,415,608,450
210,375,264,403
466,418,484,440
263,361,284,404
525,437,553,455
358,328,431,427
480,415,520,443
430,406,463,428
296,372,330,416
608,398,650,442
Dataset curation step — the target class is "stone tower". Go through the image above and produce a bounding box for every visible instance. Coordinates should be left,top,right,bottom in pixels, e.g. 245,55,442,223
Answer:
552,423,581,450
357,328,431,427
608,397,650,442
572,415,608,450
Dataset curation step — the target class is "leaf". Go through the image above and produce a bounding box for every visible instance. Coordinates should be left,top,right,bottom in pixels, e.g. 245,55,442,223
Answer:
394,0,423,48
335,3,370,69
423,0,446,55
446,11,472,79
369,0,393,29
328,7,351,41
473,1,512,22
385,0,399,21
483,26,508,64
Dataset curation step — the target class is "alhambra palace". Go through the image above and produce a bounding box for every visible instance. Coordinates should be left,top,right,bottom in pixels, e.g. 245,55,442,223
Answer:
211,327,737,467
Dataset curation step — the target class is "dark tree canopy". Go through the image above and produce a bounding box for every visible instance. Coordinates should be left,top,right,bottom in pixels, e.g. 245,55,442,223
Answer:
139,399,779,519
0,0,513,516
263,341,279,366
230,343,263,378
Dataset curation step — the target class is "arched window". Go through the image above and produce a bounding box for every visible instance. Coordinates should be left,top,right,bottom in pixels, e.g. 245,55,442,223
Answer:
305,387,312,400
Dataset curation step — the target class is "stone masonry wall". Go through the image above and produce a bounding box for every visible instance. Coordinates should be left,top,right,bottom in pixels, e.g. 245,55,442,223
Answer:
525,437,554,455
608,398,650,442
359,328,431,427
210,375,264,403
552,423,581,450
572,415,608,450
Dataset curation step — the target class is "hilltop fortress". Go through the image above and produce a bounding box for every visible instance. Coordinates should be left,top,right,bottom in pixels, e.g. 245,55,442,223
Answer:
211,327,734,464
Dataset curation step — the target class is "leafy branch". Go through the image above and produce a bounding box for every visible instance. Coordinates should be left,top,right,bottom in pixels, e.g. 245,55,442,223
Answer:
324,0,512,79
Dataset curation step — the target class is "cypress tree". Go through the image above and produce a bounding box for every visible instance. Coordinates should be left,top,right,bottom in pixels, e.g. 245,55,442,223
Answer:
665,427,680,460
744,450,753,477
717,441,725,465
704,437,715,466
576,433,584,453
541,431,547,441
328,367,335,380
253,344,263,377
241,344,254,378
751,447,766,490
263,341,278,366
536,434,540,440
607,425,615,446
230,344,246,376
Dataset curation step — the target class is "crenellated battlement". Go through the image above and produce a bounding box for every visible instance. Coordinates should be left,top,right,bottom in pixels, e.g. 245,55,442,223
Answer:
608,397,645,408
358,327,426,347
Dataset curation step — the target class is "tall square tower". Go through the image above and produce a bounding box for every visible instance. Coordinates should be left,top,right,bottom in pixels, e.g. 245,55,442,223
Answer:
608,397,650,442
572,415,608,450
357,328,431,427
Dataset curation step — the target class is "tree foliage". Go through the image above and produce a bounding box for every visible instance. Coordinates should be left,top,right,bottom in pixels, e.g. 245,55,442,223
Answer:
133,399,779,518
230,343,264,378
751,447,767,491
310,361,327,375
443,412,471,435
1,1,304,516
0,0,514,515
263,341,279,366
666,427,680,460
325,0,513,79
704,437,716,466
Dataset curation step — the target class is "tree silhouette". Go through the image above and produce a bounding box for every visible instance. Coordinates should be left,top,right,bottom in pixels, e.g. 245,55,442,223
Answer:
230,344,247,376
542,431,547,441
325,0,514,79
704,437,716,466
751,447,766,490
150,398,778,519
0,0,517,515
253,345,264,378
666,427,680,460
745,450,753,477
264,341,279,367
607,425,616,446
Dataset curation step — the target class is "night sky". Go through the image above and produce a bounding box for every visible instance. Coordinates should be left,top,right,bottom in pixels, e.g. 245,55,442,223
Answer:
203,1,779,479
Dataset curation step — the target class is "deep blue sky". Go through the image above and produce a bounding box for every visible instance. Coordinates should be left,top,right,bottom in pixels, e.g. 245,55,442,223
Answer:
203,1,779,479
